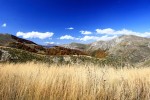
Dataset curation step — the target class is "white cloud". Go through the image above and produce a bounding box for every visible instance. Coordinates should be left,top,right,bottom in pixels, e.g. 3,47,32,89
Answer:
16,31,54,39
59,35,75,40
96,28,114,34
96,28,150,37
65,27,74,30
1,23,7,27
80,30,92,35
45,42,55,44
80,35,117,41
59,28,150,42
97,35,117,41
80,36,99,41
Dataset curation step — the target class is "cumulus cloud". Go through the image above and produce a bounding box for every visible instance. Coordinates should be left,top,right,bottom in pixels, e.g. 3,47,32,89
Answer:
45,42,55,44
59,35,75,40
96,28,150,37
65,27,74,30
16,31,54,39
96,28,114,34
80,35,117,41
58,28,150,42
80,36,99,41
1,23,7,27
80,30,92,35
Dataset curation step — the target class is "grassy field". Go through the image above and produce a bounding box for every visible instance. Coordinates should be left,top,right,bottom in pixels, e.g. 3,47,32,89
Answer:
0,62,150,100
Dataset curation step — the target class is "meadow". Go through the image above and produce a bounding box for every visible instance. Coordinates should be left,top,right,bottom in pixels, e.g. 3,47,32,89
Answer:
0,62,150,100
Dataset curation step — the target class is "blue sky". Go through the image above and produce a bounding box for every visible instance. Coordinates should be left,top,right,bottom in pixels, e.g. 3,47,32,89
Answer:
0,0,150,45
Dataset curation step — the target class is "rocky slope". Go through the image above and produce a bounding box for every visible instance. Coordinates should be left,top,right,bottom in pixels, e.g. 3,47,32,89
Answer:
62,35,150,65
107,35,150,64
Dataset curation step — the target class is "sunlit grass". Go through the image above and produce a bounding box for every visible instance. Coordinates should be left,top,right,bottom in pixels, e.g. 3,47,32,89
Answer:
0,62,150,100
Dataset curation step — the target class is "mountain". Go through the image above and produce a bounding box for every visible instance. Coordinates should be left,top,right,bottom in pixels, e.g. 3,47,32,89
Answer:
106,35,150,64
0,33,87,56
0,46,117,66
0,33,36,46
0,33,46,54
0,33,119,66
89,35,150,51
1,33,150,66
62,42,89,51
61,35,150,65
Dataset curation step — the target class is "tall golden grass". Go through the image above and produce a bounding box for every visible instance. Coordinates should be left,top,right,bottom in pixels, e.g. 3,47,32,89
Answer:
0,62,150,100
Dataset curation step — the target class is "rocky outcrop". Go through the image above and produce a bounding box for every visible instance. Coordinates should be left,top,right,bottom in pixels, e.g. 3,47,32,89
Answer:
0,49,12,61
0,49,19,62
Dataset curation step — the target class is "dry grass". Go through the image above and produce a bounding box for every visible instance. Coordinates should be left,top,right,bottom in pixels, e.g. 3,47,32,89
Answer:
0,62,150,100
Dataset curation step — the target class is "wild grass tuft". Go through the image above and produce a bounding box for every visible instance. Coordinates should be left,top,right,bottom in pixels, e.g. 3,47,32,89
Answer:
0,62,150,100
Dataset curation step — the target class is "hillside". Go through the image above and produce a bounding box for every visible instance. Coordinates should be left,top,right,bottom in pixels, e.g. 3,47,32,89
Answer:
0,33,46,54
1,45,128,67
62,35,150,65
0,33,36,46
1,33,150,66
0,34,87,56
0,46,49,62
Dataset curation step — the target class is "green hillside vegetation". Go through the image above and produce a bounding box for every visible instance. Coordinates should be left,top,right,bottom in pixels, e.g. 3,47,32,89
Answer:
0,46,129,67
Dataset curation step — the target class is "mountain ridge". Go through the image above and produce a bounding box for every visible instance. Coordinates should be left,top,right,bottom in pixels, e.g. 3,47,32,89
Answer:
61,35,150,51
61,35,150,65
0,33,37,46
0,33,87,56
1,33,150,66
